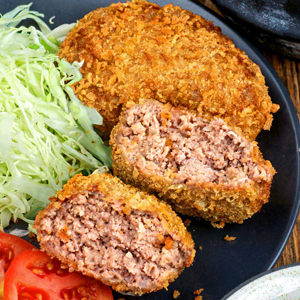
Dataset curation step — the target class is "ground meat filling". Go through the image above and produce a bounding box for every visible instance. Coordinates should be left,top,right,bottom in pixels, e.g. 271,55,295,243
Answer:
38,192,189,290
117,101,272,186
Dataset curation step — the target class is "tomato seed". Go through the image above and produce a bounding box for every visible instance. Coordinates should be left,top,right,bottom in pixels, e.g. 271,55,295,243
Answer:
18,285,50,300
8,250,13,260
46,262,54,270
32,268,45,276
0,244,15,271
63,294,69,300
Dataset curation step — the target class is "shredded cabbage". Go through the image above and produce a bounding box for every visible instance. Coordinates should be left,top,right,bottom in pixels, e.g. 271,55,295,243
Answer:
0,4,112,230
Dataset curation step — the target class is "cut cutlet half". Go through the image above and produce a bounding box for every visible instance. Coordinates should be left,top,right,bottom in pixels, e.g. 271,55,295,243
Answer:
110,100,276,227
34,173,195,295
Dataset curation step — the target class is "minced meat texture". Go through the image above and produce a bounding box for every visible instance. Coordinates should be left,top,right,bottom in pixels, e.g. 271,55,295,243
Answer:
34,173,195,295
115,100,272,187
110,100,276,226
58,0,279,140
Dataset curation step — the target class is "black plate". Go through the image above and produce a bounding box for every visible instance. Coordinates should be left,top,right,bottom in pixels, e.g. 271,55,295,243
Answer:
2,1,300,299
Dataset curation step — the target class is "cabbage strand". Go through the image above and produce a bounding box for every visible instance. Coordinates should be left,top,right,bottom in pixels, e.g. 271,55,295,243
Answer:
0,4,112,229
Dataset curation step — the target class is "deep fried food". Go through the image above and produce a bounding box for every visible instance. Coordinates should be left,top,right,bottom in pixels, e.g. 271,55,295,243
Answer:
110,100,276,227
58,0,279,140
34,172,195,295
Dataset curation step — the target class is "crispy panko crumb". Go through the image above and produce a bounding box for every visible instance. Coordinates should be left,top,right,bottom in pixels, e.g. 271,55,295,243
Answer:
198,246,203,250
224,235,236,241
28,231,37,243
59,0,279,140
173,290,180,298
193,289,204,295
195,296,203,300
184,219,191,227
211,221,225,228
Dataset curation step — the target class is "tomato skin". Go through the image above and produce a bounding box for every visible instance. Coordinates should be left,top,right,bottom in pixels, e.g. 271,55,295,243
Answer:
0,232,37,300
4,250,113,300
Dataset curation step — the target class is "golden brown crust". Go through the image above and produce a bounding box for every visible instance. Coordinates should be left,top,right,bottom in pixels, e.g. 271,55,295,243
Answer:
58,0,279,140
110,106,276,226
34,173,195,294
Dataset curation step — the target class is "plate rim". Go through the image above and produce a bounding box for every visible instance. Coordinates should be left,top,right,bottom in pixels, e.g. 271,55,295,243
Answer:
221,262,300,299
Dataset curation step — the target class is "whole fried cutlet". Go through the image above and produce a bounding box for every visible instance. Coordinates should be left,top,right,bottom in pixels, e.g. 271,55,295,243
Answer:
58,0,279,140
110,100,276,227
34,172,195,295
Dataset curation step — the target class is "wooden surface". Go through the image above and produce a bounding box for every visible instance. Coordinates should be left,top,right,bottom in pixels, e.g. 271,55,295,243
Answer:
196,0,300,268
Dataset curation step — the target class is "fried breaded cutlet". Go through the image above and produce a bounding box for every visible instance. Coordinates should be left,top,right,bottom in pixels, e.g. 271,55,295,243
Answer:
110,100,276,227
58,0,279,140
34,173,195,295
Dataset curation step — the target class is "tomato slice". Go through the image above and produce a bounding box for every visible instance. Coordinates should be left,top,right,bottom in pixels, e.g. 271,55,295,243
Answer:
0,232,37,300
4,250,114,300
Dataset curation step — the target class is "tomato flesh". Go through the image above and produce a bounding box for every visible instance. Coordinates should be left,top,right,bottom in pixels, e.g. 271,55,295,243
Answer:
27,258,69,278
60,283,98,300
0,244,14,272
0,232,37,300
0,232,36,272
4,250,113,300
18,285,50,300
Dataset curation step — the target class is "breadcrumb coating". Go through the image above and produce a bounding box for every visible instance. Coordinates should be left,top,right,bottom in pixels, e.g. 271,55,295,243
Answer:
59,0,279,140
224,235,236,241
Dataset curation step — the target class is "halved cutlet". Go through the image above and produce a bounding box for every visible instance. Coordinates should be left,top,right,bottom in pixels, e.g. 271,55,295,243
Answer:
34,173,195,295
110,100,276,227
